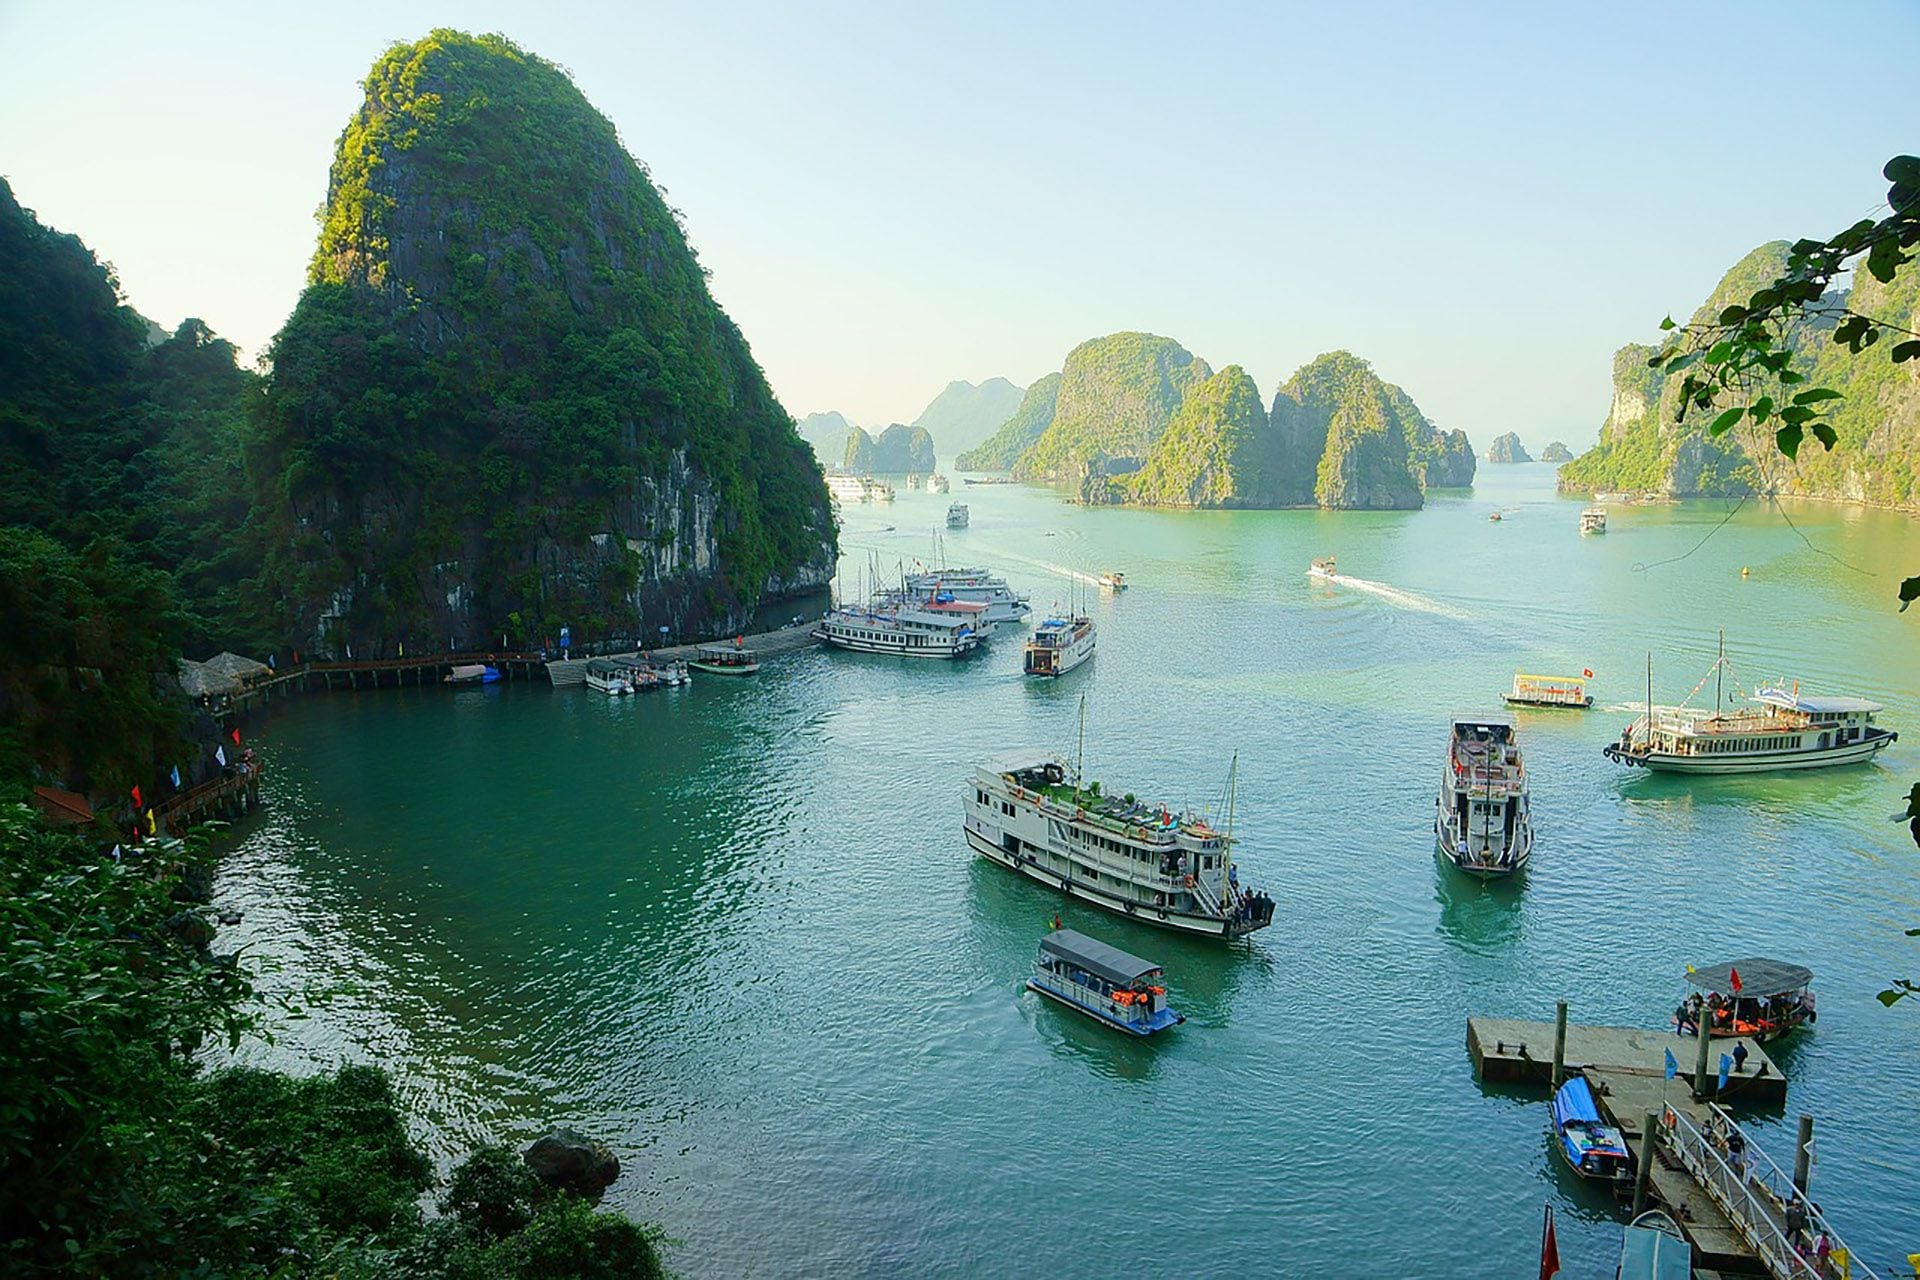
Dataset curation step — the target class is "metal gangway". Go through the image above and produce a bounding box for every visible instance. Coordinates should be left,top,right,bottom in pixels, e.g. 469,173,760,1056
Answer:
1660,1103,1879,1280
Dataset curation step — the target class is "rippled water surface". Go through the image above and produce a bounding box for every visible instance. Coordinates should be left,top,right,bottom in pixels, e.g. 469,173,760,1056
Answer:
219,464,1920,1276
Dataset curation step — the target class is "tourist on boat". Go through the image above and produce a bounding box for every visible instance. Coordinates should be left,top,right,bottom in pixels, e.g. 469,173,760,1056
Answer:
1731,1041,1749,1074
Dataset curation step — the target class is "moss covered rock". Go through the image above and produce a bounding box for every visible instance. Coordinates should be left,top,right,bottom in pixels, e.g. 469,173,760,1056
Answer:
1013,333,1212,480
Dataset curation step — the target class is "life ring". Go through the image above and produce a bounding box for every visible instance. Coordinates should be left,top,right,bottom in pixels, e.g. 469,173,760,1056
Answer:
1183,875,1195,888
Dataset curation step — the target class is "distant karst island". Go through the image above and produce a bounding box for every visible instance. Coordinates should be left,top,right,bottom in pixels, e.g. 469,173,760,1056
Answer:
1485,432,1533,463
1540,441,1573,463
844,423,936,473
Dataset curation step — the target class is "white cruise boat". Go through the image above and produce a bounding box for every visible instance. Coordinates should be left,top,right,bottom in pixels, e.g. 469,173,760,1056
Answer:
947,501,969,528
1604,679,1894,774
1023,614,1095,677
1435,713,1533,878
871,589,997,637
903,568,1030,626
825,473,872,504
814,600,983,658
928,473,950,493
965,753,1274,939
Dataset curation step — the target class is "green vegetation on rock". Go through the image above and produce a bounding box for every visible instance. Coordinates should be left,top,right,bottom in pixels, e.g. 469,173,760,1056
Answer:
260,29,833,654
910,378,1024,457
1120,367,1279,507
843,423,936,473
1013,333,1212,480
1484,432,1532,463
957,373,1059,471
797,410,857,462
1269,351,1463,509
1541,441,1573,463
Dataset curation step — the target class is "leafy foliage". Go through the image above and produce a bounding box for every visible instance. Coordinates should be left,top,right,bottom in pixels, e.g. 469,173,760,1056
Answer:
1012,334,1211,480
1122,366,1279,507
1269,351,1448,509
956,372,1059,471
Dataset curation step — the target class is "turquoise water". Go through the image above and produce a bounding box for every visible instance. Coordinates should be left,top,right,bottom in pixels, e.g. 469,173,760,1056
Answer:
218,464,1920,1276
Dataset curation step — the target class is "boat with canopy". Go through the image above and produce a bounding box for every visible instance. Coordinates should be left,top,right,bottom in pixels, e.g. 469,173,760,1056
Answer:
1551,1075,1632,1182
1027,929,1184,1036
689,643,760,676
1503,671,1593,709
1674,958,1814,1042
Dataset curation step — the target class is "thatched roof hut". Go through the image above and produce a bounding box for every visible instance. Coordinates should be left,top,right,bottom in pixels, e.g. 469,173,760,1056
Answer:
177,658,242,699
203,652,270,684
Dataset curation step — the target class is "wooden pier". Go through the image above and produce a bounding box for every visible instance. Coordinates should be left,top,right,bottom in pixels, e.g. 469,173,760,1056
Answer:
152,763,262,837
1468,1016,1786,1102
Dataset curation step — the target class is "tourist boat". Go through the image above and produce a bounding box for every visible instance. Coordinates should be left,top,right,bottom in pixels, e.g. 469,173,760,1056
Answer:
1307,557,1337,581
1435,713,1533,877
635,658,690,687
1551,1076,1632,1182
1581,507,1608,534
688,643,760,676
947,501,969,528
1027,929,1184,1036
965,752,1275,939
585,659,633,696
1097,571,1127,591
1603,647,1895,774
825,473,872,504
1503,671,1594,709
1617,1210,1691,1280
903,567,1030,625
871,480,895,503
907,473,923,490
445,663,501,685
1023,614,1095,677
815,600,982,658
1488,510,1503,522
928,473,950,493
1675,959,1814,1043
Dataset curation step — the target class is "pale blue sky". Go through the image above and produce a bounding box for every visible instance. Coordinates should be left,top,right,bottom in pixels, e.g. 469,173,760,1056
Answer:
3,2,1916,449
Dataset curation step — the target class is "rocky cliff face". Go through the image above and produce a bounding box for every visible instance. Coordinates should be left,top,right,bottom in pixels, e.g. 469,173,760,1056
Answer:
1269,351,1464,509
843,423,936,473
910,378,1024,457
957,373,1059,471
1121,366,1279,507
798,411,857,462
1485,432,1532,463
1555,240,1920,502
257,31,833,655
1540,441,1573,463
1014,333,1212,480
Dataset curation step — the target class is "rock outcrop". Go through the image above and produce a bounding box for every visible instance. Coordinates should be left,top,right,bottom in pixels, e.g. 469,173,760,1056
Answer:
1121,366,1280,507
1013,333,1212,480
523,1129,620,1200
957,373,1060,471
910,378,1024,457
1269,351,1465,509
1485,432,1533,463
843,423,936,473
255,31,834,655
1540,441,1573,463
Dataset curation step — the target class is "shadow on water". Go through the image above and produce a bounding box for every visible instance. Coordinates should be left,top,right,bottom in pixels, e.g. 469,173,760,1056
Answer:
1432,856,1528,953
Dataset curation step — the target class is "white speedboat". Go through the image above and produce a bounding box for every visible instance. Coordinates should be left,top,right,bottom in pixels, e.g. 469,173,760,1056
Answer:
903,568,1030,626
1306,557,1337,581
965,753,1273,939
1436,712,1533,877
1023,614,1095,677
814,601,982,659
1097,570,1127,591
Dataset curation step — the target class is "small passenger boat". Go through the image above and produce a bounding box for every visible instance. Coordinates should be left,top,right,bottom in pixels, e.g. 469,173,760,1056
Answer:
1503,671,1594,709
947,501,969,528
445,663,499,685
928,472,950,493
1551,1076,1632,1181
1097,570,1127,591
907,473,923,490
1674,958,1814,1042
1435,713,1533,877
689,643,761,676
1023,614,1095,677
1306,557,1337,581
1580,507,1607,534
585,658,633,696
1617,1210,1691,1280
1027,929,1184,1036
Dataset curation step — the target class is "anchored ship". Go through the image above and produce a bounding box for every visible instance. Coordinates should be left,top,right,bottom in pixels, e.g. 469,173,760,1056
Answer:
1435,712,1533,877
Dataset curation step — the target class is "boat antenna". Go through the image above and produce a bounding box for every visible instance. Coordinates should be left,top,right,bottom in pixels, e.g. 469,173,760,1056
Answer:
1075,693,1087,806
1223,753,1238,908
1645,651,1653,749
1716,628,1724,714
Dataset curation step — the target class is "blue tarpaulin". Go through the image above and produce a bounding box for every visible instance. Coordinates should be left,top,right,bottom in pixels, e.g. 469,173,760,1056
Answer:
1551,1076,1602,1128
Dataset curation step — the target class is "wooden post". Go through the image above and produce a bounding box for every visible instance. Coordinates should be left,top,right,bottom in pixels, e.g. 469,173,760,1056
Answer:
1692,1011,1713,1100
1792,1114,1813,1194
1550,1000,1569,1088
1633,1111,1658,1216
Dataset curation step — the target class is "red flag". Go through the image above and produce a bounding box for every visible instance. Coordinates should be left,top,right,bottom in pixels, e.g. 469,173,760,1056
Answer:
1539,1203,1560,1280
231,727,242,746
130,784,142,809
1729,966,1743,995
1582,668,1594,678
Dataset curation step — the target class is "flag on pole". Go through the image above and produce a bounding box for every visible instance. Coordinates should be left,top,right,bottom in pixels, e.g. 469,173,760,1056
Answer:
145,810,156,836
1538,1203,1560,1280
231,727,242,746
171,765,182,789
1729,966,1744,995
1664,1047,1679,1080
130,784,143,809
111,844,122,862
1718,1054,1732,1092
216,745,227,768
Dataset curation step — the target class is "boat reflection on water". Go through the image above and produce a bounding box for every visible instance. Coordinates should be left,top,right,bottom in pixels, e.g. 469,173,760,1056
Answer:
1431,860,1526,954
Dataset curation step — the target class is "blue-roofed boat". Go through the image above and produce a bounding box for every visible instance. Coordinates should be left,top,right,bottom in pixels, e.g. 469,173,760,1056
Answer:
1604,642,1896,774
1026,929,1184,1036
1022,614,1095,677
1551,1076,1632,1182
1616,1211,1691,1280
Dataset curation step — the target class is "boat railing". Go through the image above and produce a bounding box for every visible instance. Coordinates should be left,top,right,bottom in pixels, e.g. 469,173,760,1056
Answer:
1660,1104,1878,1280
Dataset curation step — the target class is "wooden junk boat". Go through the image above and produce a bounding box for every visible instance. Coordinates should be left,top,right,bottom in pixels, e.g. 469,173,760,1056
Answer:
1675,958,1814,1043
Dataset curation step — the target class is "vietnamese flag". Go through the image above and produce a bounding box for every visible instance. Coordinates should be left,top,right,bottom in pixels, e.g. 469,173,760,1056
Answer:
129,784,142,809
1539,1203,1560,1280
1729,966,1743,995
231,727,242,746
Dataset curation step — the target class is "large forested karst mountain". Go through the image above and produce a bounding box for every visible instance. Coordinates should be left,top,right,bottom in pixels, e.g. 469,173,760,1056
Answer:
1268,351,1472,509
1117,367,1281,507
797,410,857,463
257,30,834,655
1560,243,1920,505
957,373,1060,471
842,423,936,473
1013,333,1213,481
911,378,1024,457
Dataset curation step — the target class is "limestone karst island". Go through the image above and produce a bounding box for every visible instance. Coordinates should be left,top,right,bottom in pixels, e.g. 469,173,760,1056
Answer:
3,12,1918,1279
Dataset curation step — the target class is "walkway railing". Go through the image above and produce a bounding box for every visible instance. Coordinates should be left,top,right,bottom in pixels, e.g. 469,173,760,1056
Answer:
1662,1103,1878,1280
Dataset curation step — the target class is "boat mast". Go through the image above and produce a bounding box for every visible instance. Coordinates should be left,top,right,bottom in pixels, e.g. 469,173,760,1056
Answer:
1222,753,1237,907
1716,628,1724,714
1645,651,1653,750
1075,693,1087,806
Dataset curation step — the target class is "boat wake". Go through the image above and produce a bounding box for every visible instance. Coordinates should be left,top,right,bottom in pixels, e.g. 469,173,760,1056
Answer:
1309,570,1469,620
969,545,1104,588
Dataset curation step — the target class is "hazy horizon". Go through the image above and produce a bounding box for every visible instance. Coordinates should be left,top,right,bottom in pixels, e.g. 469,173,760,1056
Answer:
4,1,1917,452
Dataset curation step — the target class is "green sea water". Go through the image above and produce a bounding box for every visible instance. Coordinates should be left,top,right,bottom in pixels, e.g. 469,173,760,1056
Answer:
217,463,1920,1277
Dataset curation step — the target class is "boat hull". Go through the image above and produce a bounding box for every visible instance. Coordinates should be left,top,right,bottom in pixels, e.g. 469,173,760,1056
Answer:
1025,978,1180,1036
1603,731,1894,774
813,627,978,659
1023,633,1096,677
688,660,760,676
1502,695,1593,710
966,827,1253,939
1434,831,1531,879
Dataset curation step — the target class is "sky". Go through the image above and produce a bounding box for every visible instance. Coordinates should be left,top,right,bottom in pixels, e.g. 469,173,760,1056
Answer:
3,2,1917,451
